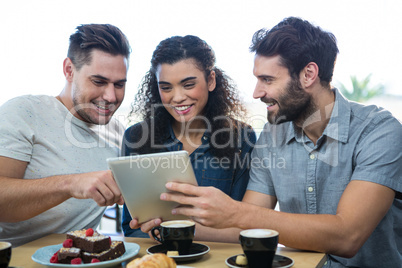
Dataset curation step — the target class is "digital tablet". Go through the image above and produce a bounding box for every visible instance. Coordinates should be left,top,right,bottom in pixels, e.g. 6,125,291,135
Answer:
107,151,197,224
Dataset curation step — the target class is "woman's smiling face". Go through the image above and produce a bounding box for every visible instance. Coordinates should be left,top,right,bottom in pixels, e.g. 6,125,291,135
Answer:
156,59,216,124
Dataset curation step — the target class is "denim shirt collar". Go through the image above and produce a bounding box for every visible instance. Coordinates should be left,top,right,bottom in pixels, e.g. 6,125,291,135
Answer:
164,123,211,152
285,88,350,145
166,123,176,142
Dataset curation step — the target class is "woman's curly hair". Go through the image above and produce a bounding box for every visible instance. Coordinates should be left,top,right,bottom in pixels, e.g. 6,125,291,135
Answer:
129,35,247,158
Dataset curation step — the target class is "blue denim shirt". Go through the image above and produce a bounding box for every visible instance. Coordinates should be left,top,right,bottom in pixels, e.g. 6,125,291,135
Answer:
247,88,402,267
122,122,256,237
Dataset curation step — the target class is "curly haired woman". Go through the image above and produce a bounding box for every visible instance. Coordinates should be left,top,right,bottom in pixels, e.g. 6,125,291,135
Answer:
121,35,256,237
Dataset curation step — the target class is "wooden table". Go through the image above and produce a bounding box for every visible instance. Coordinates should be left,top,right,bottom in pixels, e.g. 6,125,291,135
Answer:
9,234,325,267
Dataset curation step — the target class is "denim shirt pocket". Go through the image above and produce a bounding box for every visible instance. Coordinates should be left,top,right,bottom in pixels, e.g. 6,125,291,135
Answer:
200,168,234,195
317,176,351,214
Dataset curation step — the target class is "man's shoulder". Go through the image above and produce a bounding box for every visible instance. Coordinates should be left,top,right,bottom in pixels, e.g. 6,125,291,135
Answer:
2,95,55,109
0,95,57,118
10,94,53,102
350,102,401,129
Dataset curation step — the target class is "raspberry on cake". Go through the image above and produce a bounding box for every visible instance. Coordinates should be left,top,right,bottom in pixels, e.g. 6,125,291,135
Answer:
50,252,59,263
62,239,73,248
85,228,94,236
71,258,83,264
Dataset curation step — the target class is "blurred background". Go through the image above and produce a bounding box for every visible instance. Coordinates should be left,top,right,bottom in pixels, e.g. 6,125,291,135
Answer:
1,0,401,133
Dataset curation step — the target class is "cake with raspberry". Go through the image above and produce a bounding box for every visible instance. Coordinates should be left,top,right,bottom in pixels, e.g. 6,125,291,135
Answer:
49,228,126,264
56,247,81,264
66,228,110,253
81,241,126,263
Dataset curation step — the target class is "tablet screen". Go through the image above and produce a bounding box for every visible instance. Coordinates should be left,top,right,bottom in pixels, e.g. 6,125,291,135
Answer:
107,151,197,224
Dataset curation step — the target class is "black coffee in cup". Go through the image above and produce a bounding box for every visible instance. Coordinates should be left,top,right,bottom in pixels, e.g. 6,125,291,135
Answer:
239,229,279,268
0,242,12,268
151,220,195,255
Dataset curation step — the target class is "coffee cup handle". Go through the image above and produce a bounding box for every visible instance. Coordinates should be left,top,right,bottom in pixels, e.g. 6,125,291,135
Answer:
151,226,163,243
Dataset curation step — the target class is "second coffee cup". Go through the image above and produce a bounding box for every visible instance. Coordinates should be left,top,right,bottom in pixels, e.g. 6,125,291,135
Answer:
151,220,195,255
239,229,279,268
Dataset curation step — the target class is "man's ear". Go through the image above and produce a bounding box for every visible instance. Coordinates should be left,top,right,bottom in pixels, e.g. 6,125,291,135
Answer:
207,70,217,92
63,58,75,82
301,62,319,88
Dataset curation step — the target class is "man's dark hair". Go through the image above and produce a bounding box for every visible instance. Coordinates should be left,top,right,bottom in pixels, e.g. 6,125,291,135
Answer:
250,17,339,87
67,24,131,70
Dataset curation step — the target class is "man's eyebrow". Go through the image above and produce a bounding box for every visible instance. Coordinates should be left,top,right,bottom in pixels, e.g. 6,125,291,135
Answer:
91,75,127,83
257,75,275,80
257,74,274,78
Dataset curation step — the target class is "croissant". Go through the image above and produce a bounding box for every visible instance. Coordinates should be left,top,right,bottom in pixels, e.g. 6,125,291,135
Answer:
127,253,176,268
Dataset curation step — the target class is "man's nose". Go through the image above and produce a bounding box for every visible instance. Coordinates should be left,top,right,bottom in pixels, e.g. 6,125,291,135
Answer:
253,81,265,99
103,83,117,103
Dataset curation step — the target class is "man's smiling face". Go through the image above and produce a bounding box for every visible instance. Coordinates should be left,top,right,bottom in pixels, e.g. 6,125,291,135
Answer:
70,49,128,125
253,54,312,125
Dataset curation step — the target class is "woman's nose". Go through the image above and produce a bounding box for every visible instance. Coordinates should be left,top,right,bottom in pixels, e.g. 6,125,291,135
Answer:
172,88,186,103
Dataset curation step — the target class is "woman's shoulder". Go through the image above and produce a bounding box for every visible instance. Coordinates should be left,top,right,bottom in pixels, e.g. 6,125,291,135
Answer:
124,120,150,142
232,119,256,136
125,119,154,134
123,119,169,155
230,118,250,128
126,121,144,131
227,118,257,146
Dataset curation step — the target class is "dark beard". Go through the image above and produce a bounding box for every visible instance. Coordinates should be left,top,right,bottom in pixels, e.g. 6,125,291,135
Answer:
268,77,315,125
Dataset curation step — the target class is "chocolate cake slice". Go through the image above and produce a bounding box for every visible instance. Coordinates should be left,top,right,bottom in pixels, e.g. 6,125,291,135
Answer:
81,241,126,263
66,229,110,253
57,247,81,264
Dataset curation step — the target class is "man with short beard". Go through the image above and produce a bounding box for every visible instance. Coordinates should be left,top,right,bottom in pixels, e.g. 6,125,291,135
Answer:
134,17,402,267
0,24,130,247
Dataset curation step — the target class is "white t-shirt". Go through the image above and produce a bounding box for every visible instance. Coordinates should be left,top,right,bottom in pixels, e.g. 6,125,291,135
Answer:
0,95,125,247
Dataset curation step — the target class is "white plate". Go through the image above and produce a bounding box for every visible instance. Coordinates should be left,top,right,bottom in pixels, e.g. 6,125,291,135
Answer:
32,242,140,267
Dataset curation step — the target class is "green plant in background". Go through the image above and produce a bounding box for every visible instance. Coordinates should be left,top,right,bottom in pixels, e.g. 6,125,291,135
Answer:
337,74,385,102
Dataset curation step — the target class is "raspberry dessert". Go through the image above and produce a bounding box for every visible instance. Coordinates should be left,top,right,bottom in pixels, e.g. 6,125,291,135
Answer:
49,228,126,264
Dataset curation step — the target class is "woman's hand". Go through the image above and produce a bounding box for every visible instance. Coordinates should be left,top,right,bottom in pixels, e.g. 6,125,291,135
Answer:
129,217,162,235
